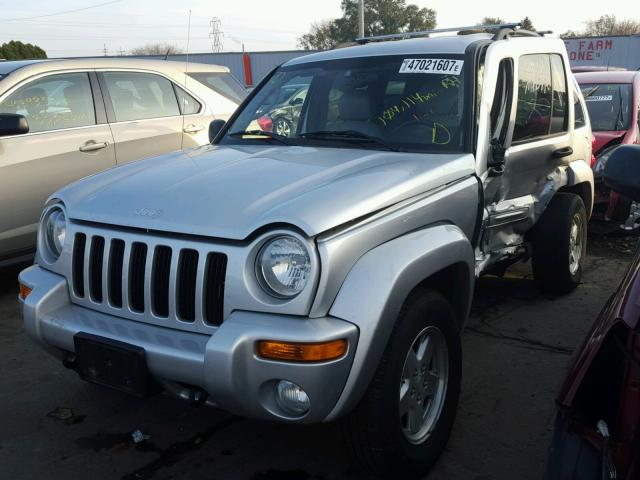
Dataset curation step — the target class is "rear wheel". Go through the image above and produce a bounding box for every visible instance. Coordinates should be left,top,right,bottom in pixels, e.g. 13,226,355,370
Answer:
531,193,587,293
342,289,461,478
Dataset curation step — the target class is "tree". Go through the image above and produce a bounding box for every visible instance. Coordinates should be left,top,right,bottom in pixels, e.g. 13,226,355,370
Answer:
0,41,47,60
520,16,535,31
479,16,505,26
584,15,640,36
129,43,183,56
298,0,437,50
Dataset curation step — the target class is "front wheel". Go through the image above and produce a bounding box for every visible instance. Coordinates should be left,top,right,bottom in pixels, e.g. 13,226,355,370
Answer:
531,193,587,293
273,117,293,137
342,289,462,478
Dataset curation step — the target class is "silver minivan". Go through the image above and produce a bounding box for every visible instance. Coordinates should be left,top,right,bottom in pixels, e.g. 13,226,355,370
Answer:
0,58,246,266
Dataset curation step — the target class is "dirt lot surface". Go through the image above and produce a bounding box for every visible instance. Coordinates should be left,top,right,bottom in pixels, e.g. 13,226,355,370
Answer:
0,234,635,480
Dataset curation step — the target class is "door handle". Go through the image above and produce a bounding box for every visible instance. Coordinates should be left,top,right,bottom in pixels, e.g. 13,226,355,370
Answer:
79,141,108,152
552,146,573,159
183,124,205,134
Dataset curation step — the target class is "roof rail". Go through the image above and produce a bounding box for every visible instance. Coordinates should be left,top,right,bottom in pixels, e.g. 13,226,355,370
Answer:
355,23,521,44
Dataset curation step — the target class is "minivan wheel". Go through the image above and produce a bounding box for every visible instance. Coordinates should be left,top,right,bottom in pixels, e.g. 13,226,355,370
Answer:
341,289,461,478
532,193,587,293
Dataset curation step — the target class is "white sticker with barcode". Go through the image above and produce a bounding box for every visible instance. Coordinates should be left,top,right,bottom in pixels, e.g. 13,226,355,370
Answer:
586,95,613,102
399,58,464,75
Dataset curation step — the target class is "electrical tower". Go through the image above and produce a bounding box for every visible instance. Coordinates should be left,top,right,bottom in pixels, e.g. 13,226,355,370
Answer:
209,17,223,53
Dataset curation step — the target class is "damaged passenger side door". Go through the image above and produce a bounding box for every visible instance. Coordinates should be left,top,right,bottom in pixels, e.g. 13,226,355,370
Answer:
482,53,573,259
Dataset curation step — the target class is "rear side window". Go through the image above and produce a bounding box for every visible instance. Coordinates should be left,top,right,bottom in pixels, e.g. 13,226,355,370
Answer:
175,86,201,115
549,55,568,134
103,72,180,122
574,94,586,129
513,54,569,142
0,72,95,133
188,72,247,104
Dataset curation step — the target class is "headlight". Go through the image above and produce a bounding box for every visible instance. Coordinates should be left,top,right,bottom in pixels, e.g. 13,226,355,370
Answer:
41,206,67,261
257,235,311,298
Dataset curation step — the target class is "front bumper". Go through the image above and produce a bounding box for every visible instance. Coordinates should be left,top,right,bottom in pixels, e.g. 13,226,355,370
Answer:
19,265,358,423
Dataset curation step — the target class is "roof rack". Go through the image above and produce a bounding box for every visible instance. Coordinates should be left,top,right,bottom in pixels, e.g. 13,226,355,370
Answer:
355,22,547,44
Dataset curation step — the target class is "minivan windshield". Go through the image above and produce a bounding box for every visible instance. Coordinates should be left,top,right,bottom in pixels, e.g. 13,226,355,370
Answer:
220,55,467,153
580,82,633,132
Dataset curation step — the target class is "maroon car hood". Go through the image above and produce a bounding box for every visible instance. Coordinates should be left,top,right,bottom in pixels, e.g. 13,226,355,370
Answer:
557,248,640,406
593,131,627,154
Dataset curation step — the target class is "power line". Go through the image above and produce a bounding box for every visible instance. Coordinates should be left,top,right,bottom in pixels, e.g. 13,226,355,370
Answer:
2,0,123,22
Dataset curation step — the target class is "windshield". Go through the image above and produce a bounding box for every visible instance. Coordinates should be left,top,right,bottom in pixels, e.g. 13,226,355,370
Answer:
580,83,633,132
220,55,467,153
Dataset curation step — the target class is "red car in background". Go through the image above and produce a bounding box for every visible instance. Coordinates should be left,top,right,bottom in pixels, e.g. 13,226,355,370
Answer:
547,145,640,479
575,71,640,233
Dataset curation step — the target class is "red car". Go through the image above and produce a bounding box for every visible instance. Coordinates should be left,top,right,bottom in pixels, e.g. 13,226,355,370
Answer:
548,145,640,479
575,71,640,233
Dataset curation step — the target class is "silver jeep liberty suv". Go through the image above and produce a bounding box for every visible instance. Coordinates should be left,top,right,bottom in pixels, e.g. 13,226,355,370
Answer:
20,24,594,478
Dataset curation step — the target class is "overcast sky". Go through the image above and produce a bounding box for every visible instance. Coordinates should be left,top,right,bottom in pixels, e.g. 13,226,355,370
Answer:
1,0,637,57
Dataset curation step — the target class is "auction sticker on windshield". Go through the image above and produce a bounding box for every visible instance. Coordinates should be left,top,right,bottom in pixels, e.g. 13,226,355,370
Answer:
399,58,463,75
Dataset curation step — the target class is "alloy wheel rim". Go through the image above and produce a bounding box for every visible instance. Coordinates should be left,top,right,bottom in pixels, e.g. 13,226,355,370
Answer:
569,213,583,275
275,119,291,137
399,325,449,445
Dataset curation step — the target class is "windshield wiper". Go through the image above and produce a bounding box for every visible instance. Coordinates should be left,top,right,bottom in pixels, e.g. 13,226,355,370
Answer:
583,85,600,99
228,130,290,144
299,130,399,151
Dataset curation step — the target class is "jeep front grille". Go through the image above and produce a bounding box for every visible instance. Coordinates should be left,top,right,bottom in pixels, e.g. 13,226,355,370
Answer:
71,231,227,328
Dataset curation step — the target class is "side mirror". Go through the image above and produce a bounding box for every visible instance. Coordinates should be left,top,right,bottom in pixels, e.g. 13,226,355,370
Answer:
208,119,226,144
603,145,640,202
0,113,29,137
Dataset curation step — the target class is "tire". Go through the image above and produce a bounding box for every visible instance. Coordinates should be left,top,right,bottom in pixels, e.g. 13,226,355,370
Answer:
273,117,292,137
341,288,462,478
531,193,587,293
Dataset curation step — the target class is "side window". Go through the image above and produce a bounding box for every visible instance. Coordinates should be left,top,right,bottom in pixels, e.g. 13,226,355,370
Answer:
490,58,513,143
0,72,96,133
574,94,586,129
174,86,201,115
103,72,180,122
549,55,568,134
187,72,247,104
513,54,552,142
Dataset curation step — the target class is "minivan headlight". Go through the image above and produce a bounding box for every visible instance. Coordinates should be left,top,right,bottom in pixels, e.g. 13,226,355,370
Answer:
42,206,67,261
257,236,311,298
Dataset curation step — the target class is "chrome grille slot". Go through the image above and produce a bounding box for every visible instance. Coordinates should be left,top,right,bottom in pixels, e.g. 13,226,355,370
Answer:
88,236,105,302
69,226,228,333
204,253,227,326
129,242,147,313
177,249,198,322
72,233,86,297
152,246,172,318
108,239,125,308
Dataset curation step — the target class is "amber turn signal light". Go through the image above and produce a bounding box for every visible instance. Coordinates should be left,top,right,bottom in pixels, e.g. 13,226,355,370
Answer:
19,283,32,300
257,339,348,362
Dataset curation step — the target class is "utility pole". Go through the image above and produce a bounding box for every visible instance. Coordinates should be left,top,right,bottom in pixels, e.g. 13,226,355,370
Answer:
102,43,108,56
209,17,223,53
358,0,365,38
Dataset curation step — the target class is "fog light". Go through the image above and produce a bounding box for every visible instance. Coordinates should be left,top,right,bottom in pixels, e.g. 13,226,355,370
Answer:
275,380,310,416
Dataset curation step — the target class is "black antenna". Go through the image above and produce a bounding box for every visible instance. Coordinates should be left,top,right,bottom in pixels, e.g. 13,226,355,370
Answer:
164,48,170,61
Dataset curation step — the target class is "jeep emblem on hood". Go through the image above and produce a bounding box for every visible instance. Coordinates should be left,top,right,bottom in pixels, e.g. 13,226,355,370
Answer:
134,208,164,219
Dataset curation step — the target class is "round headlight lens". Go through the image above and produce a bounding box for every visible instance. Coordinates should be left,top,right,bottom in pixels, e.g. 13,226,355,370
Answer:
257,236,311,298
44,207,67,260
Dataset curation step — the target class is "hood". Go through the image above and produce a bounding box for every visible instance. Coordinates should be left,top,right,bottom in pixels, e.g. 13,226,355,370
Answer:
56,145,475,240
593,130,628,154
